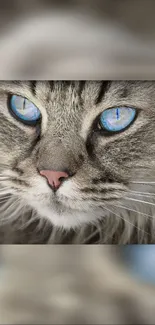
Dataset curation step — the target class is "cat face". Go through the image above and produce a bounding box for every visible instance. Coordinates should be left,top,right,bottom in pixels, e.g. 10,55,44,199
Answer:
1,81,155,229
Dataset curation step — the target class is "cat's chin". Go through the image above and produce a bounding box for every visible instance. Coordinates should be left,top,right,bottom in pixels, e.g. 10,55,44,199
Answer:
22,181,108,229
35,204,103,229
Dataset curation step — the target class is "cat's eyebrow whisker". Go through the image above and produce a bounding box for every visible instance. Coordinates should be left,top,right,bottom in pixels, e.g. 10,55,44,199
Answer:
103,205,150,236
124,197,155,207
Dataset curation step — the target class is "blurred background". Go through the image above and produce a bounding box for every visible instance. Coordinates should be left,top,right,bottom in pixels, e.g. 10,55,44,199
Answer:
0,245,155,324
0,0,155,79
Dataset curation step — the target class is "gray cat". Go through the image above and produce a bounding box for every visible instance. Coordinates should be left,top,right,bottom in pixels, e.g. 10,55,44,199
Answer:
1,81,155,244
0,246,155,324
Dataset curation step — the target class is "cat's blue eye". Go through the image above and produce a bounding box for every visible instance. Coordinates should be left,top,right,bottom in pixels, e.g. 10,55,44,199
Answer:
9,95,41,125
99,107,136,133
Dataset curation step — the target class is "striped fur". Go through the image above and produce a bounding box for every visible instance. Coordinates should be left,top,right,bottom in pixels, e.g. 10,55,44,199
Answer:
1,81,155,243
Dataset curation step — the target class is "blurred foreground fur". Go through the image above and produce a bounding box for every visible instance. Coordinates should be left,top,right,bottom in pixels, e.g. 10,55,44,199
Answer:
0,246,155,324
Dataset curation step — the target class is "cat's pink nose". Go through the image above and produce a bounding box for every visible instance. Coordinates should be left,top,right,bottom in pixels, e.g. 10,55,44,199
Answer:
40,170,69,190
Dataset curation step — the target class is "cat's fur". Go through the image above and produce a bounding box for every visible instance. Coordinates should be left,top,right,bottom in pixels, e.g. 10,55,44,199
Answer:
0,246,155,324
1,81,155,243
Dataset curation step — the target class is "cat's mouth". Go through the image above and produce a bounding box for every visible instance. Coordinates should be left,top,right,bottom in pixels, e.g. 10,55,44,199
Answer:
0,170,128,229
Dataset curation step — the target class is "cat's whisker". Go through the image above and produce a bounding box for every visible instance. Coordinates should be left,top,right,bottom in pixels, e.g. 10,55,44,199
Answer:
124,197,155,207
128,191,155,199
82,229,100,244
0,203,22,224
0,197,20,217
0,199,13,210
129,190,155,196
107,202,155,219
82,224,103,244
129,181,155,184
103,205,150,236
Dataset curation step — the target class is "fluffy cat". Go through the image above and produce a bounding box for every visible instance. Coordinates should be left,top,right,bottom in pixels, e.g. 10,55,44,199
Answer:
0,246,155,324
1,81,155,244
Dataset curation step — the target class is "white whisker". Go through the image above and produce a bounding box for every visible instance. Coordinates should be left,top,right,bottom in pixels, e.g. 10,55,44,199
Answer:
83,229,100,244
0,206,21,224
107,203,155,219
130,181,155,184
0,195,17,210
103,205,150,236
125,197,155,207
129,190,155,196
128,192,155,199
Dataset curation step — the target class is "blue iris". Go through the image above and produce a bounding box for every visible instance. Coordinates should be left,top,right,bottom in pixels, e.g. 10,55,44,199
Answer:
100,107,136,132
10,95,41,124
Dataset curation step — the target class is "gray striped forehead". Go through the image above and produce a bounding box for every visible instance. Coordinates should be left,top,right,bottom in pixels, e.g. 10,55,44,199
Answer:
34,81,101,107
11,80,155,104
1,80,155,104
33,81,103,133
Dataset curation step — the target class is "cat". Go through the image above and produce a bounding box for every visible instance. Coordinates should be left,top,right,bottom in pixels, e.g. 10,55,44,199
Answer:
0,0,155,79
1,81,155,244
0,245,155,324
